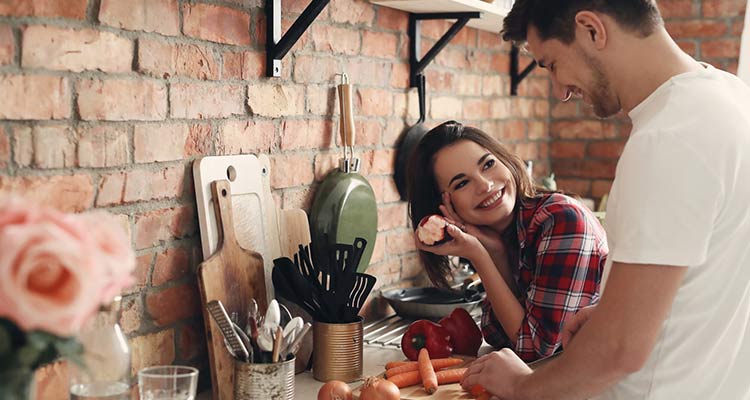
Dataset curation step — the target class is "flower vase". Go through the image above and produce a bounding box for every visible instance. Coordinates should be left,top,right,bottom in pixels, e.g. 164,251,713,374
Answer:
0,369,36,400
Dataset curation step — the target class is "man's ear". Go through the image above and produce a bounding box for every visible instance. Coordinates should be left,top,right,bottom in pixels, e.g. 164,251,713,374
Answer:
574,11,607,50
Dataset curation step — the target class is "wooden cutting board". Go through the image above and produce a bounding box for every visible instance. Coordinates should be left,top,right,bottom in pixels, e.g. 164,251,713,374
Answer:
352,358,475,400
197,180,268,400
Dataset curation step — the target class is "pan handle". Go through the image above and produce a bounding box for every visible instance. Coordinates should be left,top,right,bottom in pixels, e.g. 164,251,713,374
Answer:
337,73,355,161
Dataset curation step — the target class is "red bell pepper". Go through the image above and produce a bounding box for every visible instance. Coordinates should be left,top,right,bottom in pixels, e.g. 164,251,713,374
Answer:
401,320,453,361
439,308,482,356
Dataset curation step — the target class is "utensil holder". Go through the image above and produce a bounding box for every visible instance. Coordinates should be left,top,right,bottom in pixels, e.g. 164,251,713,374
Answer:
234,356,295,400
312,317,363,382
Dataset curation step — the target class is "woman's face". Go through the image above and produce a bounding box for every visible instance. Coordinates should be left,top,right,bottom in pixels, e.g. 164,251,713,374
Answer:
433,140,517,231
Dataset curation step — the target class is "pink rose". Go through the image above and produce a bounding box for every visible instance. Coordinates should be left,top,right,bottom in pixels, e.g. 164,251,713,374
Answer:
79,212,136,302
0,196,135,337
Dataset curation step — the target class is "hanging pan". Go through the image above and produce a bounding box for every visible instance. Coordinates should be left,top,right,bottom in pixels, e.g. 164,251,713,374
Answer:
309,73,378,273
393,74,428,200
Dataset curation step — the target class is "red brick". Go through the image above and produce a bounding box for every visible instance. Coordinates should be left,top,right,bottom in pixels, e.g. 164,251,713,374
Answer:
134,206,196,249
425,69,454,92
134,123,189,163
178,321,207,361
455,74,481,96
330,0,375,25
369,258,403,290
587,141,626,159
0,0,86,19
370,234,386,264
29,125,76,168
152,247,191,286
22,26,132,73
77,78,167,121
385,230,416,255
676,39,697,56
0,75,70,120
551,120,617,139
313,153,340,182
293,54,338,83
701,38,741,58
553,159,617,180
0,175,93,212
464,98,492,119
77,124,130,168
270,153,314,188
732,19,744,36
375,6,408,31
428,95,460,120
657,0,696,17
12,126,35,166
96,172,126,207
124,166,185,204
119,296,142,334
556,178,592,198
378,203,407,231
130,330,176,374
356,119,383,146
517,77,550,98
400,253,423,280
346,60,391,88
435,47,470,69
170,82,244,119
0,128,9,169
702,0,746,17
665,19,728,38
491,52,510,74
280,119,333,150
356,87,393,117
146,282,200,326
280,186,315,210
217,120,275,155
390,62,409,89
591,180,613,199
479,31,507,50
100,0,179,36
550,141,585,159
515,142,540,161
363,148,395,175
312,25,360,55
123,253,153,294
183,3,250,46
528,121,549,140
138,38,219,80
222,50,264,80
470,51,493,73
551,101,579,118
480,75,503,97
0,25,13,66
248,83,305,117
362,31,398,58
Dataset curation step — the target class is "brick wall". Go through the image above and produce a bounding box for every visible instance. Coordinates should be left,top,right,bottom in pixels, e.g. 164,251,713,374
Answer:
551,0,747,201
0,0,550,396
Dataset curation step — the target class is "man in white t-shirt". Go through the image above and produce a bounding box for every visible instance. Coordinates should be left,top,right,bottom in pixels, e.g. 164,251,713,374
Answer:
461,1,750,399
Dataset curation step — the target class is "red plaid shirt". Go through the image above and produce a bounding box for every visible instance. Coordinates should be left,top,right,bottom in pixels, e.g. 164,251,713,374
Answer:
481,193,607,362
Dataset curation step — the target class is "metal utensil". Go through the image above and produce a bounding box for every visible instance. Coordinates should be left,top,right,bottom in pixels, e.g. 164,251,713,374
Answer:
206,300,249,361
286,322,312,356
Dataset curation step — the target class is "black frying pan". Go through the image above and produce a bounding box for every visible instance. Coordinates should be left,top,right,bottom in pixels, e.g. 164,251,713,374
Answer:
394,74,428,200
381,286,484,320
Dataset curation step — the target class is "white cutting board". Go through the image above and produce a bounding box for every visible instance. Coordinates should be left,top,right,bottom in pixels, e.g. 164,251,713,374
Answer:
193,154,281,302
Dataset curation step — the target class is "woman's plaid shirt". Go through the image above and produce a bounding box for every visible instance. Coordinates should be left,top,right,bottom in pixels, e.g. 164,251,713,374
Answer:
480,193,608,362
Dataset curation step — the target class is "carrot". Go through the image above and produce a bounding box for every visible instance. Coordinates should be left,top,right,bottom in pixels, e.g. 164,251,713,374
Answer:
469,384,487,396
387,367,468,389
384,358,464,378
419,348,438,394
385,357,463,371
387,370,421,388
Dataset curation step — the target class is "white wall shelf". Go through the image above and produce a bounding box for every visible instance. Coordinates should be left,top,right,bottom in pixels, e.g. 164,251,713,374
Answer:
370,0,512,32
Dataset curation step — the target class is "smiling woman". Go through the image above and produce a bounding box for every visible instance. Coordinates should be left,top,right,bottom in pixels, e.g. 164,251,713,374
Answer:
406,121,609,362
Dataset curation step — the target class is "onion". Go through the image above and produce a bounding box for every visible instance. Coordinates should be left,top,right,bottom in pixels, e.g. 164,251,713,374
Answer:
359,377,400,400
318,380,352,400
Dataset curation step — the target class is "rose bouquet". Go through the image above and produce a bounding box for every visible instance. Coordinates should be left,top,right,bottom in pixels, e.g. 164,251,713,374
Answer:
0,195,135,399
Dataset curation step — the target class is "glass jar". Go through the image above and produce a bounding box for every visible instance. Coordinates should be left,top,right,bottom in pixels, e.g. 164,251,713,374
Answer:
68,296,131,400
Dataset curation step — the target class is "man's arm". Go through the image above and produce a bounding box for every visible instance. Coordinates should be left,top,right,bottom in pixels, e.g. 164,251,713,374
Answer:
462,261,687,400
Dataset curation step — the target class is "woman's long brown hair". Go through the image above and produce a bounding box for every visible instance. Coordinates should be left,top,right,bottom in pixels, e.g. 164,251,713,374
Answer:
406,120,538,289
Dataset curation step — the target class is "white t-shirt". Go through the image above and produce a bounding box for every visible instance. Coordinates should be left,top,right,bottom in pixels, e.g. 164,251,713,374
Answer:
598,64,750,399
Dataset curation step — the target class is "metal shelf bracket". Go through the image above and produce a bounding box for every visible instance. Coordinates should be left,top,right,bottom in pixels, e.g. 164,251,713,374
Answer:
266,0,330,77
408,12,481,88
510,45,537,95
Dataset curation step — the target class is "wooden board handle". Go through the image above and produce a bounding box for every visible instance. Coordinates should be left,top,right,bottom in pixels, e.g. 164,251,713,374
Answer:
338,80,355,148
211,180,238,248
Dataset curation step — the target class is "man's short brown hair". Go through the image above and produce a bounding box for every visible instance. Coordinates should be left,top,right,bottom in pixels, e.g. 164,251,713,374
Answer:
501,0,663,45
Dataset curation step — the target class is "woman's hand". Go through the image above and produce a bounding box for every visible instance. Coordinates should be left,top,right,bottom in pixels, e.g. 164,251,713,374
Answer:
439,192,508,260
414,223,483,261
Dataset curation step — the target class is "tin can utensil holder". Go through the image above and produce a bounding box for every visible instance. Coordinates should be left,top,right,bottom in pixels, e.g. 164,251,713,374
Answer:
312,317,363,382
234,356,295,400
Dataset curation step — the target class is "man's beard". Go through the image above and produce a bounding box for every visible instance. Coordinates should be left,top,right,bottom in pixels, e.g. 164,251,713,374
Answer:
583,52,620,118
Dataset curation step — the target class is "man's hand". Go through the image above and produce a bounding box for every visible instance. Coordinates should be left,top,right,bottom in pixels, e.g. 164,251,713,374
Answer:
460,348,533,399
562,305,597,348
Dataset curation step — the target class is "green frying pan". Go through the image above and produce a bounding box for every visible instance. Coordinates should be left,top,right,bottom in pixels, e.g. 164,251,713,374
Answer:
310,74,377,273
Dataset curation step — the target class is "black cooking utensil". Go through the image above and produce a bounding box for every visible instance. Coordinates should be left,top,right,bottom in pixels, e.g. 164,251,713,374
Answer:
344,273,376,322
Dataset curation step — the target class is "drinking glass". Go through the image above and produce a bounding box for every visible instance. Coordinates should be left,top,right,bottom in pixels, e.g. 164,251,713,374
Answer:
138,366,198,400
